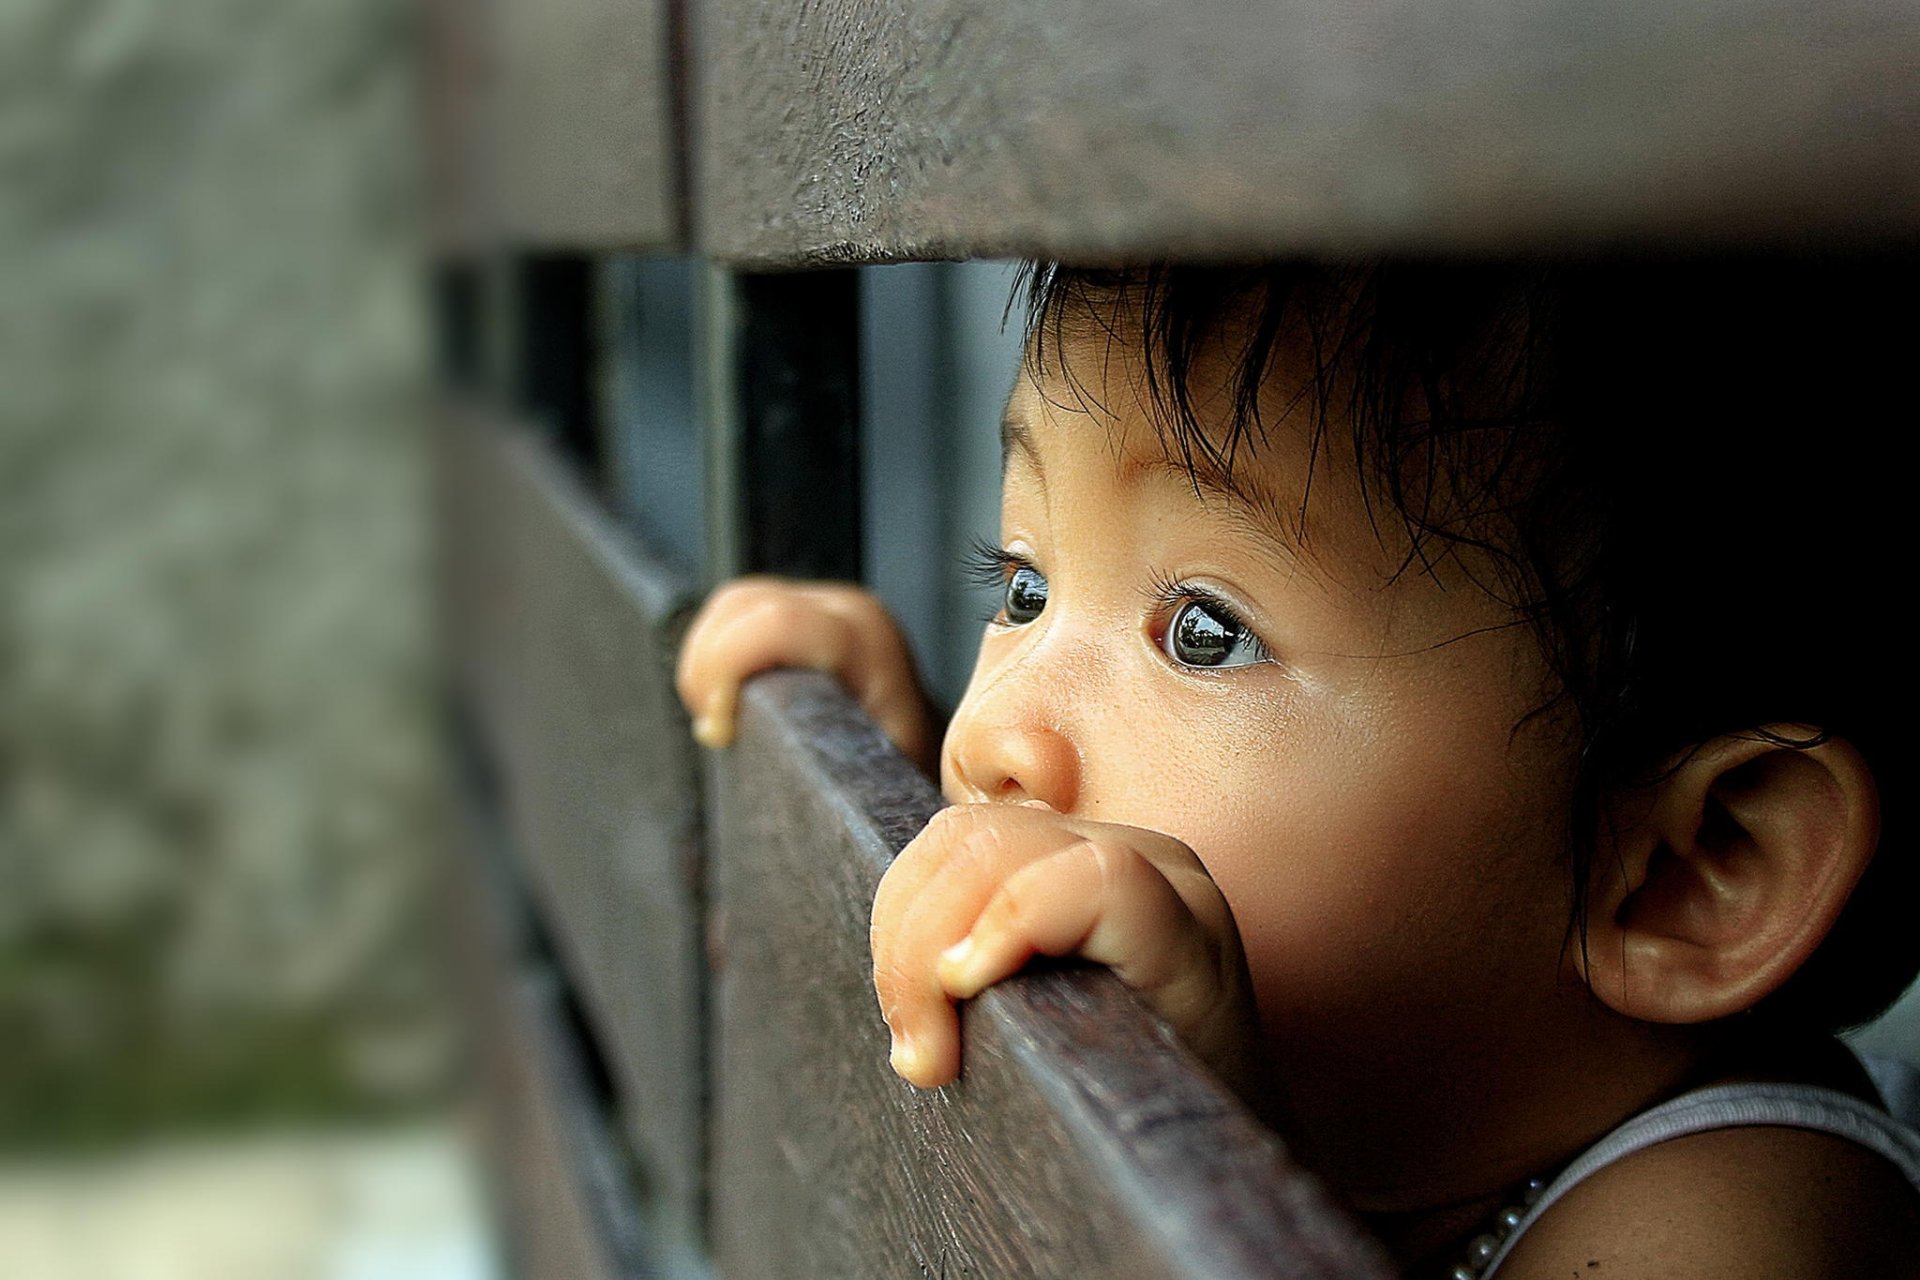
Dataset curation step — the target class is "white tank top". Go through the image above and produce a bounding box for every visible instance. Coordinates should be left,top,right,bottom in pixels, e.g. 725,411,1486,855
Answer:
1482,1055,1920,1277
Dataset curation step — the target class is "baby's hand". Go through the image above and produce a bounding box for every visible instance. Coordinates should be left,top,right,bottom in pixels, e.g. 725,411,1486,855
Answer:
872,805,1263,1096
675,577,937,772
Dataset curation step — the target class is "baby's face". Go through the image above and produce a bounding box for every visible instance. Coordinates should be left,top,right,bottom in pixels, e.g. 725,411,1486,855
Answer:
942,320,1596,1166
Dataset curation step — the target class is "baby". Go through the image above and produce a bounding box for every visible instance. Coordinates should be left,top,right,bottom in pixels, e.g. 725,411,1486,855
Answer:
678,260,1920,1276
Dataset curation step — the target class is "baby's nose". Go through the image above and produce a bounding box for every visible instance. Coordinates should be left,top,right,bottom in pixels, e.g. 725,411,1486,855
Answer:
943,714,1081,813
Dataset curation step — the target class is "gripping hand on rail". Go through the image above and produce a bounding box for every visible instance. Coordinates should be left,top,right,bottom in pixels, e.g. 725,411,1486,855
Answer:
675,577,939,775
870,804,1263,1096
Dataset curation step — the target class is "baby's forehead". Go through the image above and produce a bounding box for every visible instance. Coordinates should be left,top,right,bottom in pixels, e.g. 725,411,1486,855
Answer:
1003,368,1388,580
1008,344,1345,509
1004,363,1545,656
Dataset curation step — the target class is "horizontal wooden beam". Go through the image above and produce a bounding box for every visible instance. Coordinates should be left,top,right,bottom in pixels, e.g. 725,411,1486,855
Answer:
694,0,1920,264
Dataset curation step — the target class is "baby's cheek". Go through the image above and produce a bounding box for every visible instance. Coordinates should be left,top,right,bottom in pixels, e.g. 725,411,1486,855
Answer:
1254,819,1565,1054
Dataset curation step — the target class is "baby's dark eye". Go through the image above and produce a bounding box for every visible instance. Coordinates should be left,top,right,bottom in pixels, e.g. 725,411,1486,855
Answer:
1004,565,1048,624
1163,599,1267,669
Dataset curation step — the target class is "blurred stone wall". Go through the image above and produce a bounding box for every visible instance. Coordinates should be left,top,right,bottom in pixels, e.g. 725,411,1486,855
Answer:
0,0,443,1143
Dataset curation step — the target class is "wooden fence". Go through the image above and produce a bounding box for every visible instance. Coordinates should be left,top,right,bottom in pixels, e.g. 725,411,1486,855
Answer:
423,2,1920,1275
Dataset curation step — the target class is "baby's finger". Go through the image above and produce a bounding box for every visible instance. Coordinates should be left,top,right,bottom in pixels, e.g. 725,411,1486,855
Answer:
678,596,856,747
877,810,1077,992
872,818,1003,1088
885,1001,960,1090
873,810,1083,1086
871,806,1051,938
937,838,1218,1021
1074,838,1227,1033
936,841,1105,999
850,661,932,769
796,589,931,765
674,581,774,732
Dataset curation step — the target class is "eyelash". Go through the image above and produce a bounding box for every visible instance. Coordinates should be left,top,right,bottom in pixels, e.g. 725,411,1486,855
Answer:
962,536,1025,586
1141,570,1273,665
963,538,1034,623
962,540,1272,664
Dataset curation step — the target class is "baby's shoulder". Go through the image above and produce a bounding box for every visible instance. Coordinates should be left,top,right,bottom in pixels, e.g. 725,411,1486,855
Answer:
1496,1123,1920,1279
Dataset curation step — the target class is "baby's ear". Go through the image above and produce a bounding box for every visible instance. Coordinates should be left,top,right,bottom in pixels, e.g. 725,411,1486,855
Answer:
1581,728,1879,1024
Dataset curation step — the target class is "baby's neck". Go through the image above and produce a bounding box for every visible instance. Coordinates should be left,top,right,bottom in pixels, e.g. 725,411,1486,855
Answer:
1346,1029,1867,1272
1287,1012,1702,1216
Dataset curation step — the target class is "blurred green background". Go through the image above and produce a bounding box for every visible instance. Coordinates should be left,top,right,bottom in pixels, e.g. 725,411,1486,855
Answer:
0,0,445,1147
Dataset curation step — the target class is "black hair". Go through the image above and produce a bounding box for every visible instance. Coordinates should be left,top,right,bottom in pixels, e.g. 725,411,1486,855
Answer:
1021,257,1917,1034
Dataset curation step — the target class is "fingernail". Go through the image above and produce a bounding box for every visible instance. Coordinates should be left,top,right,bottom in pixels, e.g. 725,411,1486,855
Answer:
692,714,730,749
938,936,987,996
889,1034,921,1080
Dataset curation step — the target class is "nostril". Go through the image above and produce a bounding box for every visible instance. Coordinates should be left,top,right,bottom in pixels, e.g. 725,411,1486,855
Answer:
992,779,1052,810
947,717,1080,813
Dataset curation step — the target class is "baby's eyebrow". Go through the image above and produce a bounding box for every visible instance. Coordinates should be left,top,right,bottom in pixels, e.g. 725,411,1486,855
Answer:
1130,452,1326,578
1004,412,1331,582
1000,416,1044,485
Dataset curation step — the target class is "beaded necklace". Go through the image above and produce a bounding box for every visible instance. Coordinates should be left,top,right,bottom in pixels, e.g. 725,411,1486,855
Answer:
1442,1175,1548,1280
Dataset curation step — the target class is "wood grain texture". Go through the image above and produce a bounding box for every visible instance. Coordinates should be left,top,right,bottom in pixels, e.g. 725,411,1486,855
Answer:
436,402,705,1264
694,0,1920,264
708,671,1392,1279
494,0,678,249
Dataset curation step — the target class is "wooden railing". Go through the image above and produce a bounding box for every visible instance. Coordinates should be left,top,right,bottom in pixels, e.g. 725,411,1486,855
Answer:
423,2,1920,1275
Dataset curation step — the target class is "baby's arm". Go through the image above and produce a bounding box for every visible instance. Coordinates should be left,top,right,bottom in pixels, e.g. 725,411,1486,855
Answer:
675,577,938,773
